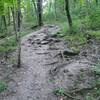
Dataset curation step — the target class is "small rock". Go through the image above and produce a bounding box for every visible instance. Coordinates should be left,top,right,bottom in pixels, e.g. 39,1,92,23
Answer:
63,49,80,57
41,41,49,45
80,68,84,72
21,43,25,45
42,36,48,41
32,35,36,38
31,41,35,44
81,51,87,57
54,39,61,43
36,41,41,44
46,38,53,42
63,69,69,73
35,38,40,41
67,73,73,77
49,47,59,50
48,25,55,28
27,38,32,42
28,45,31,47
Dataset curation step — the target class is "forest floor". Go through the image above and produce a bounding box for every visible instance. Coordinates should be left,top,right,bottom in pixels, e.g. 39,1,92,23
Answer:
0,25,100,100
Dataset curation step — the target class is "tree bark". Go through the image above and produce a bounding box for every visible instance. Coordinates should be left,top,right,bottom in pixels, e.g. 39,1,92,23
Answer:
17,0,21,68
96,0,98,5
0,16,2,29
32,0,37,14
37,0,43,26
65,0,72,31
54,0,57,20
32,0,38,23
8,7,11,26
11,6,18,41
17,0,21,32
2,15,7,29
49,0,52,13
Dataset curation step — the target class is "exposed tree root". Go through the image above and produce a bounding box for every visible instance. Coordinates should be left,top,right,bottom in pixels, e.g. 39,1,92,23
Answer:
53,51,65,61
69,87,94,94
45,61,58,66
69,84,100,94
58,84,100,100
36,52,50,55
63,92,80,100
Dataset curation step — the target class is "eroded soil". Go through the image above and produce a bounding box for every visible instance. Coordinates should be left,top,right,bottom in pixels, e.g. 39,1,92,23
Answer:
0,25,100,100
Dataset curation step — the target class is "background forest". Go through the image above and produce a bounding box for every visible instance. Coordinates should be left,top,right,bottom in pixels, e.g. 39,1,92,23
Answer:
0,0,100,53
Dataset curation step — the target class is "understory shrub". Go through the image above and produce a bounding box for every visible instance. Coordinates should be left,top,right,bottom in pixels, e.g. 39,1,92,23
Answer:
88,6,100,30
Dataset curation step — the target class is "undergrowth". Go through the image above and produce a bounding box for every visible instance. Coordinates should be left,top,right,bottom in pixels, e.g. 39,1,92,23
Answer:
53,87,65,95
0,81,7,93
84,62,100,100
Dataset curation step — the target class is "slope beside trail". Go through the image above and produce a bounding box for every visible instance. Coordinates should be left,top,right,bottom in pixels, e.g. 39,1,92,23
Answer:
0,25,99,100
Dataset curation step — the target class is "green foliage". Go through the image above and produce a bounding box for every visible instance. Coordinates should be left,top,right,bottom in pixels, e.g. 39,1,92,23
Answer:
0,29,13,38
91,63,100,76
0,37,17,52
88,30,100,39
59,18,87,34
81,62,100,100
64,32,87,45
57,20,87,45
88,6,100,30
0,81,7,92
58,21,68,34
85,62,100,99
0,0,4,15
85,95,94,100
0,30,7,38
95,88,100,96
53,87,65,95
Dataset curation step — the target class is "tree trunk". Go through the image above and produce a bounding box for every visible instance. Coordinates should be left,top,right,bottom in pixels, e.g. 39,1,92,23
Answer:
49,0,52,13
74,0,77,8
8,7,11,26
0,16,2,29
32,0,37,14
96,0,98,5
17,0,21,32
32,0,38,23
2,15,7,29
17,0,21,68
11,6,18,41
54,0,57,20
65,0,72,31
37,0,43,26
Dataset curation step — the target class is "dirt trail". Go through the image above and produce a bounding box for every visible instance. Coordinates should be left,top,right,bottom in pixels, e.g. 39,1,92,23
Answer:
0,25,61,100
0,25,99,100
17,26,59,100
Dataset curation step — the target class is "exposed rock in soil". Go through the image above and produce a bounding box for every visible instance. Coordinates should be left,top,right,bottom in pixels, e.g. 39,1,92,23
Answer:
63,49,80,57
